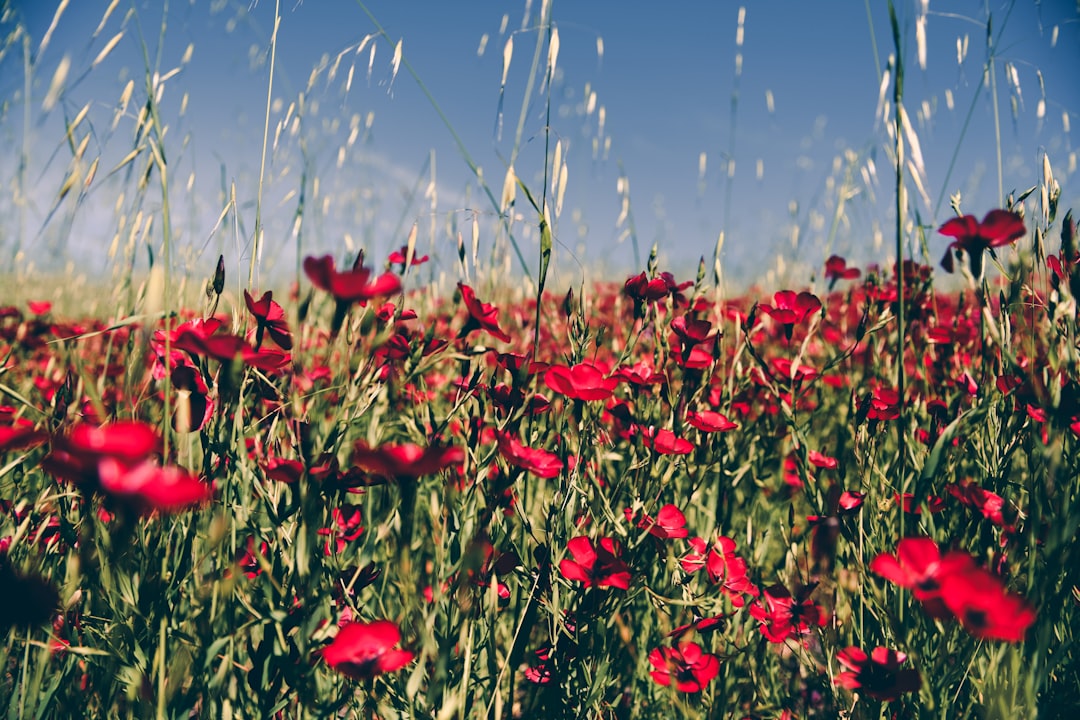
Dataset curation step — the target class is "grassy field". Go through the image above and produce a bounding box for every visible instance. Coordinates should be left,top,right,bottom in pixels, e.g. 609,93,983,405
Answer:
1,1,1078,718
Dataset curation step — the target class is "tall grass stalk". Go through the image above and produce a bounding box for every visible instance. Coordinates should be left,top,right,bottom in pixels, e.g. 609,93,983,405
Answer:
250,0,281,290
888,1,907,622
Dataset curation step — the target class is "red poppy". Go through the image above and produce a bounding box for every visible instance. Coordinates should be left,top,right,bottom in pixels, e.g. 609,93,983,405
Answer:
457,283,511,343
244,290,293,350
748,584,828,643
495,431,563,479
625,504,689,540
303,254,402,303
869,537,975,618
352,441,464,479
759,290,822,337
321,619,415,680
836,646,921,701
866,387,901,421
544,363,618,401
387,245,429,268
686,410,738,433
824,255,861,288
647,641,720,692
97,457,213,515
559,536,631,590
946,479,1008,527
623,271,671,302
938,566,1036,642
807,450,838,469
681,535,757,607
0,419,48,451
671,316,712,345
894,493,946,514
938,209,1026,277
643,428,694,455
616,360,666,386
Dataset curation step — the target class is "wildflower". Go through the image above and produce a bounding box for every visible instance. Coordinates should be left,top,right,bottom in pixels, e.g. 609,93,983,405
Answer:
352,441,464,479
559,536,631,590
545,362,619,401
682,535,757,607
807,450,838,469
457,283,511,343
870,537,974,619
686,409,738,433
495,431,563,479
759,290,821,339
321,619,414,681
647,641,720,692
939,566,1036,642
625,504,689,540
824,255,861,289
748,583,827,643
642,427,694,455
939,209,1026,279
946,479,1008,527
96,457,213,515
303,254,402,304
835,646,921,701
243,290,293,350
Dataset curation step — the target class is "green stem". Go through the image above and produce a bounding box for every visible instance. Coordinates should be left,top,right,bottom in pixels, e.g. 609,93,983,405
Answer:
251,0,281,290
888,0,906,624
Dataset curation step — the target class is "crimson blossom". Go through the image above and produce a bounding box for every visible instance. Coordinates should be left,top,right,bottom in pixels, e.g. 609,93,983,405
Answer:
938,209,1026,278
835,646,921,701
321,619,414,681
748,584,828,643
559,536,631,590
457,283,512,343
647,641,720,692
544,362,619,401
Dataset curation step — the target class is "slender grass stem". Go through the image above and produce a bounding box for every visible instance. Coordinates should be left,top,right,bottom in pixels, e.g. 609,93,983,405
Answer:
888,0,906,625
251,0,281,290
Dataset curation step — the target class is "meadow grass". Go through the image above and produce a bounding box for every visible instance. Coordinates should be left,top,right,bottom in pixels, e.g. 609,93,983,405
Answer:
0,1,1078,718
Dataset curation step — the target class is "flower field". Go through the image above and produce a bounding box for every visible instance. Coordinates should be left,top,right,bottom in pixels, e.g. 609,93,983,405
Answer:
2,0,1078,717
2,205,1079,717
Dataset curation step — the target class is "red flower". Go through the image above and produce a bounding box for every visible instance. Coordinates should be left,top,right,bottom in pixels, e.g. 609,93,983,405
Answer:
939,566,1036,642
686,410,737,433
836,646,921,701
387,245,429,268
946,478,1008,527
97,457,213,515
352,442,464,479
321,619,414,680
869,537,974,618
759,290,822,338
938,209,1026,277
647,642,720,692
643,428,694,455
866,386,901,421
824,255,861,289
303,254,402,303
671,316,713,345
807,450,838,469
625,504,689,540
495,431,563,479
559,536,631,590
544,363,618,401
458,283,511,343
244,290,293,350
748,584,827,643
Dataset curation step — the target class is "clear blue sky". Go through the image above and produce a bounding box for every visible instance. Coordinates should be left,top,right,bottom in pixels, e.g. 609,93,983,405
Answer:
2,0,1077,286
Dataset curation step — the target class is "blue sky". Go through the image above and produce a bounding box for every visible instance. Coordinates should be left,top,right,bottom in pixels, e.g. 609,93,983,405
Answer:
2,0,1078,286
